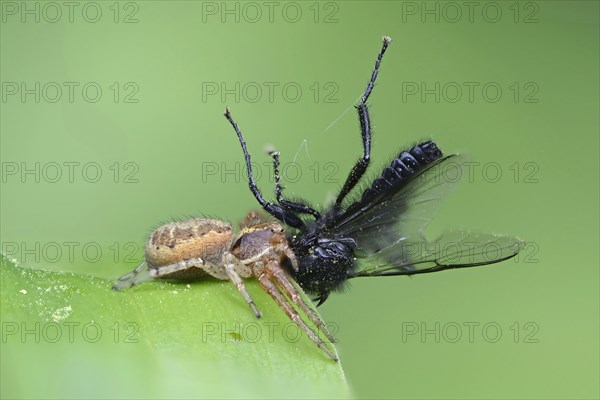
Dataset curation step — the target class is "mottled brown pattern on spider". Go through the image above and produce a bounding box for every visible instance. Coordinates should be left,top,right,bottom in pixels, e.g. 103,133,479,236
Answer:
146,218,232,271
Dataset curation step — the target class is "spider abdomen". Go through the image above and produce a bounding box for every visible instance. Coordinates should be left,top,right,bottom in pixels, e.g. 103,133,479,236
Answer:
146,218,232,270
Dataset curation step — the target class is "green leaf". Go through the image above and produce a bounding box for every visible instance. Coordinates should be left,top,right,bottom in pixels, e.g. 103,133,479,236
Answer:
0,256,351,399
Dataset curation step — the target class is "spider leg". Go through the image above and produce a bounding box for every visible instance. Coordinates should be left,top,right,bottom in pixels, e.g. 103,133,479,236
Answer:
255,262,338,361
278,243,299,272
112,261,150,290
268,149,320,219
147,257,214,278
223,108,304,229
265,260,335,343
335,36,392,207
113,257,228,291
223,252,261,318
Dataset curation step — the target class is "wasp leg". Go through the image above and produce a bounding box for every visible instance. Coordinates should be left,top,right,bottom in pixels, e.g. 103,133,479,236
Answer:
224,107,304,229
113,261,151,290
335,36,392,207
255,261,338,362
265,260,336,343
268,149,320,219
223,252,261,318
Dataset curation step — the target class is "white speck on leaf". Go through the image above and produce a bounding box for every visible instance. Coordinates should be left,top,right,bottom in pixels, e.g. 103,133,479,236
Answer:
51,305,72,322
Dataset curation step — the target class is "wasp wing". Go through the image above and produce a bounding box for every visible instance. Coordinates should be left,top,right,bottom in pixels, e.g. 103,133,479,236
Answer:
350,230,523,277
326,143,522,277
330,148,464,248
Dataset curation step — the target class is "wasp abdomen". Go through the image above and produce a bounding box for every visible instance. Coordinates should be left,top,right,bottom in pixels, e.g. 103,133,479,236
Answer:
360,141,443,201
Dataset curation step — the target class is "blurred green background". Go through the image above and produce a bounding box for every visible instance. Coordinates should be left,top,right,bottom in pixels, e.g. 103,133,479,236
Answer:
1,1,598,398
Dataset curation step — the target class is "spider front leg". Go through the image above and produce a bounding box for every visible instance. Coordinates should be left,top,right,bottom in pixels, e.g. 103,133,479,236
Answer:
264,257,335,343
113,261,151,290
335,36,392,207
254,260,338,361
223,252,262,318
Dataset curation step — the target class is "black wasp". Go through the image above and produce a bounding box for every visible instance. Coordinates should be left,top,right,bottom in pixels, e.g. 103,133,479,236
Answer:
224,35,522,304
115,36,523,361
